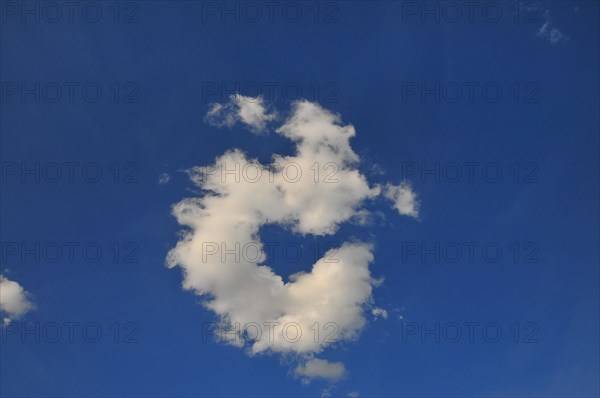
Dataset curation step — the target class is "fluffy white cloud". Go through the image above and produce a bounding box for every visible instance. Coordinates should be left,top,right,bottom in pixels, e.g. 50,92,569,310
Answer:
384,182,419,218
294,358,346,383
205,94,277,133
0,275,33,324
168,97,417,382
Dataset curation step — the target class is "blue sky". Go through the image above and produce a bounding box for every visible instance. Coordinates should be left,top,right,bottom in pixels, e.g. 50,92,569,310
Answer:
1,1,599,397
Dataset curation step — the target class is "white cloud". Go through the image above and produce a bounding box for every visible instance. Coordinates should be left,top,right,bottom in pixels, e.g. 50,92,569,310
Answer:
348,392,360,398
547,28,566,44
159,172,170,184
0,275,34,323
537,10,568,44
168,97,417,382
371,307,388,319
294,358,346,383
205,94,277,133
384,182,419,218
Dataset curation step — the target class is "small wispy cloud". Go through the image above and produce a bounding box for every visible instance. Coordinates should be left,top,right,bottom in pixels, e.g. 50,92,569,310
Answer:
158,172,170,185
536,10,568,44
205,94,277,133
372,307,388,319
294,358,346,384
